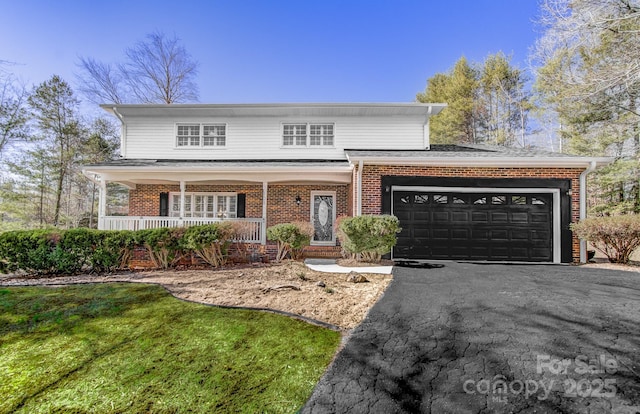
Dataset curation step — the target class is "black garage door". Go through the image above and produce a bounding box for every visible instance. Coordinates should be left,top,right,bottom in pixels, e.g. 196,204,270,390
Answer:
393,190,553,262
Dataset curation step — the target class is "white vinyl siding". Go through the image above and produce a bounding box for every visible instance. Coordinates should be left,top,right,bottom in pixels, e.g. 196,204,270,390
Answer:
176,123,226,148
122,116,424,159
170,192,237,218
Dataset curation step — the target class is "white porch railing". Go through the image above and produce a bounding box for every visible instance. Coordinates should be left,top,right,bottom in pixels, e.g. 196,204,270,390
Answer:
99,216,265,244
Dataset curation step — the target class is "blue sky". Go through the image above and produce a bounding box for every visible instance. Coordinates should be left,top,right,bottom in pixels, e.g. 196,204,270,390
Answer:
1,0,542,104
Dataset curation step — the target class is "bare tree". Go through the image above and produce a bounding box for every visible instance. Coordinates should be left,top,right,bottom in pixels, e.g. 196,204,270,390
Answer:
0,61,29,156
76,58,125,105
77,31,199,104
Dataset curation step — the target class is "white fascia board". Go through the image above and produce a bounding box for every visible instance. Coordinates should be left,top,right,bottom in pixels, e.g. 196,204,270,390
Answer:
82,165,353,184
100,102,448,118
346,155,613,168
83,165,353,174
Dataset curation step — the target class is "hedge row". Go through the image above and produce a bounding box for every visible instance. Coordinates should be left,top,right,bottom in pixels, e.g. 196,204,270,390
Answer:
0,223,241,275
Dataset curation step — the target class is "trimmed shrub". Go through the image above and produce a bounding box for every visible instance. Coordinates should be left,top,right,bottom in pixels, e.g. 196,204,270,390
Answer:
0,229,60,274
182,223,234,267
56,228,99,274
337,215,401,263
571,215,640,264
90,231,137,272
266,222,314,261
135,227,187,269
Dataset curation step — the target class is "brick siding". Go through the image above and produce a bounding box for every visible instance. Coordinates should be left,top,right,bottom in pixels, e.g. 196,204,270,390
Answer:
357,164,584,262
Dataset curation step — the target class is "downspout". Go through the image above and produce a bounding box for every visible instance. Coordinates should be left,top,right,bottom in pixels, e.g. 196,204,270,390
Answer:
579,161,597,263
424,106,432,150
357,160,363,216
112,107,126,158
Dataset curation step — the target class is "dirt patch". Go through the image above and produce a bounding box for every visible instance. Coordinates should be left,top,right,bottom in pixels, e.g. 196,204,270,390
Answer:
0,261,392,330
336,258,394,267
581,261,640,273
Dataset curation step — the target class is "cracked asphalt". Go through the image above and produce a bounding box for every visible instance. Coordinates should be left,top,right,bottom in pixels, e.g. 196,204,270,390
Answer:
302,262,640,414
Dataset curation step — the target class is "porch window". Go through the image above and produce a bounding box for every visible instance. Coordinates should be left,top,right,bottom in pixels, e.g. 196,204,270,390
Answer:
170,192,237,218
282,123,334,147
176,123,226,148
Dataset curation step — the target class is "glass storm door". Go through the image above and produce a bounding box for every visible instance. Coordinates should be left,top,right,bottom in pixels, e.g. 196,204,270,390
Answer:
311,192,336,245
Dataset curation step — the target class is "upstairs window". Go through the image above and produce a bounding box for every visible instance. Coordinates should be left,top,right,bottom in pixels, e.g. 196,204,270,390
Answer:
176,123,226,148
283,123,334,147
283,124,307,146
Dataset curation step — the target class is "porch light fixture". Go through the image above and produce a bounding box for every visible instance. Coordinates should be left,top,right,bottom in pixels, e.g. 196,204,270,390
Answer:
295,195,302,206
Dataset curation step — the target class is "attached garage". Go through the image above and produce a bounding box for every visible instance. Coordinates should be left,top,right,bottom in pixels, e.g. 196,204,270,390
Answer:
347,146,612,263
392,187,558,262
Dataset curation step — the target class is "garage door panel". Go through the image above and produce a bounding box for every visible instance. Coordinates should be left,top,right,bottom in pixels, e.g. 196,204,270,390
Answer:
511,230,529,240
471,246,490,258
471,212,489,222
393,190,553,262
451,229,469,240
531,213,550,223
472,229,490,241
511,212,529,223
491,229,509,240
531,231,549,240
491,212,509,222
432,211,450,222
451,211,469,222
432,228,449,239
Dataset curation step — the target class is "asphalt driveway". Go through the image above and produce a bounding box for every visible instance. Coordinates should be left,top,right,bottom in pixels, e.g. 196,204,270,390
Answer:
302,262,640,414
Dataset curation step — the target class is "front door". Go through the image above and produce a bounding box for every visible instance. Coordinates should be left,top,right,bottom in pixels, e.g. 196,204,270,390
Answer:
311,192,336,245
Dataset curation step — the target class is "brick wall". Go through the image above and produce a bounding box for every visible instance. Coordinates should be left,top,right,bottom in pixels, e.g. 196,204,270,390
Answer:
129,184,263,217
358,164,584,262
266,184,350,228
128,182,349,232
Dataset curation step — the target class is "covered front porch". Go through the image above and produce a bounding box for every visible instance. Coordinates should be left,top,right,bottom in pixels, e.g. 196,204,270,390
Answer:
83,160,353,247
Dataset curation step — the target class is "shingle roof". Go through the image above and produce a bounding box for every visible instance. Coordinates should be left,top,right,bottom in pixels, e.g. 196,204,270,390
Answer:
345,144,579,158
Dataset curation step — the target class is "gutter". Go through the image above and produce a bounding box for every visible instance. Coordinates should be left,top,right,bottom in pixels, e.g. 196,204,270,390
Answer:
344,156,612,168
579,160,598,263
424,106,432,150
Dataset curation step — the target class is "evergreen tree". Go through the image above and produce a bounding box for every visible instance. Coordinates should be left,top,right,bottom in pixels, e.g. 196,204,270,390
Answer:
532,0,640,213
417,57,478,144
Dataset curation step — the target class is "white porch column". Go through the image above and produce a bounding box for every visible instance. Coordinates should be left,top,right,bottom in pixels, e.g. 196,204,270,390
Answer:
262,181,268,244
98,179,107,230
179,180,186,218
357,160,363,216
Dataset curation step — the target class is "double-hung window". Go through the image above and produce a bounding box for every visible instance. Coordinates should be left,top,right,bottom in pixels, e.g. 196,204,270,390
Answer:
282,123,334,147
176,123,226,148
170,192,237,218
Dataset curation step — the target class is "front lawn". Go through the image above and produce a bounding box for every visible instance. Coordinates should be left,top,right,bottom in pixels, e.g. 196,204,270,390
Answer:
0,283,341,413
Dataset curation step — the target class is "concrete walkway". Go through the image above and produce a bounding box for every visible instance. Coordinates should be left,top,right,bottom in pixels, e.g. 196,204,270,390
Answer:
302,262,640,413
304,259,393,275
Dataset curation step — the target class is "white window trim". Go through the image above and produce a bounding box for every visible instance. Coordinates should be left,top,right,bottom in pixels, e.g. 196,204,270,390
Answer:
310,191,337,246
169,191,237,218
281,122,335,148
175,123,228,149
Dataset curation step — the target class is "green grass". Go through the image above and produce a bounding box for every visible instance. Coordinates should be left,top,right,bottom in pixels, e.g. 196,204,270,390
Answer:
0,283,341,413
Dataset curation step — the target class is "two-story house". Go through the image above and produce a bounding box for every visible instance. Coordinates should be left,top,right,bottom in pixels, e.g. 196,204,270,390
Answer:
83,103,610,263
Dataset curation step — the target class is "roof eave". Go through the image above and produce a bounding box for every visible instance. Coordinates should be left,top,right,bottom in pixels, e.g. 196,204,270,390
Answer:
345,155,614,168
